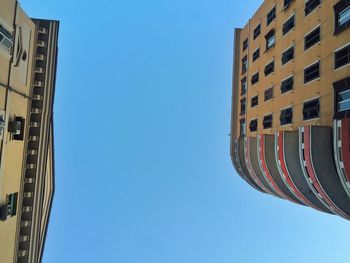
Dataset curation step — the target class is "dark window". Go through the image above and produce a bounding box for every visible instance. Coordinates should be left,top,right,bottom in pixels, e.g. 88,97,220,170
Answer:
264,87,273,101
284,0,293,10
333,76,350,119
281,76,293,93
304,26,320,50
335,43,350,69
263,114,273,129
282,46,294,65
240,118,246,136
304,61,320,83
334,1,350,34
243,38,248,51
264,60,274,76
252,48,260,62
251,72,259,85
265,29,275,51
254,24,261,39
241,56,248,73
305,0,321,16
241,77,247,95
8,116,25,141
280,107,293,125
303,98,320,120
240,98,246,114
267,6,276,26
0,24,13,52
251,95,258,107
283,15,295,35
249,119,258,132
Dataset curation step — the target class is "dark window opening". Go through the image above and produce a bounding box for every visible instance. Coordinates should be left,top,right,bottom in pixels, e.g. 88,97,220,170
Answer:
267,6,276,26
240,118,246,136
303,98,320,120
305,0,321,16
241,77,247,95
241,56,248,73
240,98,246,114
282,46,294,65
304,26,320,50
263,114,273,129
251,72,259,85
334,1,350,34
249,119,258,132
283,15,295,35
8,116,25,141
333,76,350,119
264,60,275,76
251,95,258,108
304,61,320,83
284,0,293,10
280,107,293,125
243,38,248,51
281,76,293,93
264,87,273,101
254,24,261,39
265,29,275,51
335,43,350,69
253,48,260,62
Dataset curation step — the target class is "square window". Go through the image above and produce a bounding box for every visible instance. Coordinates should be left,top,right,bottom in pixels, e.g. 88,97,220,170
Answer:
264,60,274,76
263,114,273,129
253,48,260,62
251,95,258,108
264,87,273,101
249,119,258,132
305,0,321,16
281,76,293,93
334,43,350,69
280,107,293,125
254,24,261,39
282,46,294,65
251,72,259,85
267,6,276,26
304,61,320,83
265,29,275,51
303,98,320,120
334,1,350,34
282,15,295,35
304,26,320,50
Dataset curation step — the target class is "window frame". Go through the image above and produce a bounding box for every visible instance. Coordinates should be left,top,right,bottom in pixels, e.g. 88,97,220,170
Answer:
242,38,248,51
303,97,320,121
249,119,258,132
334,1,350,34
251,72,259,85
240,98,246,115
241,77,247,95
281,45,294,66
280,106,293,126
305,0,321,17
304,25,321,51
241,55,248,74
252,48,260,62
333,76,350,120
334,42,350,70
264,87,273,101
281,75,294,94
267,6,276,26
264,59,275,76
265,29,275,51
251,95,259,108
304,60,320,84
263,114,273,129
253,23,261,40
282,13,295,36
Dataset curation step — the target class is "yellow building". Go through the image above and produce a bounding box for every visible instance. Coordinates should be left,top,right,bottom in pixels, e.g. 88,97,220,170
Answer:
0,0,58,262
230,0,350,220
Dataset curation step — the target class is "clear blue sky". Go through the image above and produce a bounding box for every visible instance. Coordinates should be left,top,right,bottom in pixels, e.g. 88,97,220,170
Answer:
21,0,349,262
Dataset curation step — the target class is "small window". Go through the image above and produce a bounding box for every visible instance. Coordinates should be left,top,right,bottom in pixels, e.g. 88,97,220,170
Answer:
267,6,276,26
304,26,320,50
334,1,350,34
9,116,25,141
0,24,13,53
282,46,294,65
263,114,273,129
303,98,320,120
283,15,295,35
6,193,18,217
254,24,261,39
252,48,260,62
304,61,320,83
241,56,248,73
249,119,258,132
305,0,321,16
265,29,275,51
241,77,247,95
333,76,350,119
240,98,246,114
280,107,293,125
334,43,350,69
240,118,246,136
251,95,258,108
251,72,259,85
264,60,274,76
243,38,248,51
284,0,293,10
264,87,273,101
281,76,293,93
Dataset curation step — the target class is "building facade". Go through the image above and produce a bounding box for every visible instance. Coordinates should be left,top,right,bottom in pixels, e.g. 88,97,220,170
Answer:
230,0,350,220
0,0,58,262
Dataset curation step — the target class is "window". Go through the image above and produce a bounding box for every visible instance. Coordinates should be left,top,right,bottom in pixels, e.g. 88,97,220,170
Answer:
263,114,273,129
304,61,320,83
0,24,13,53
251,72,259,85
240,118,246,136
251,95,258,107
8,116,25,141
267,6,276,26
334,1,350,34
241,77,247,95
333,76,350,119
280,107,293,125
303,98,320,120
264,60,274,76
281,76,293,93
264,87,273,101
252,48,260,62
249,119,258,132
305,0,320,16
284,0,293,10
1,193,18,220
265,29,275,51
254,24,261,39
241,56,248,73
243,38,248,51
334,43,350,69
304,26,320,50
240,98,246,114
282,46,294,65
283,15,295,35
